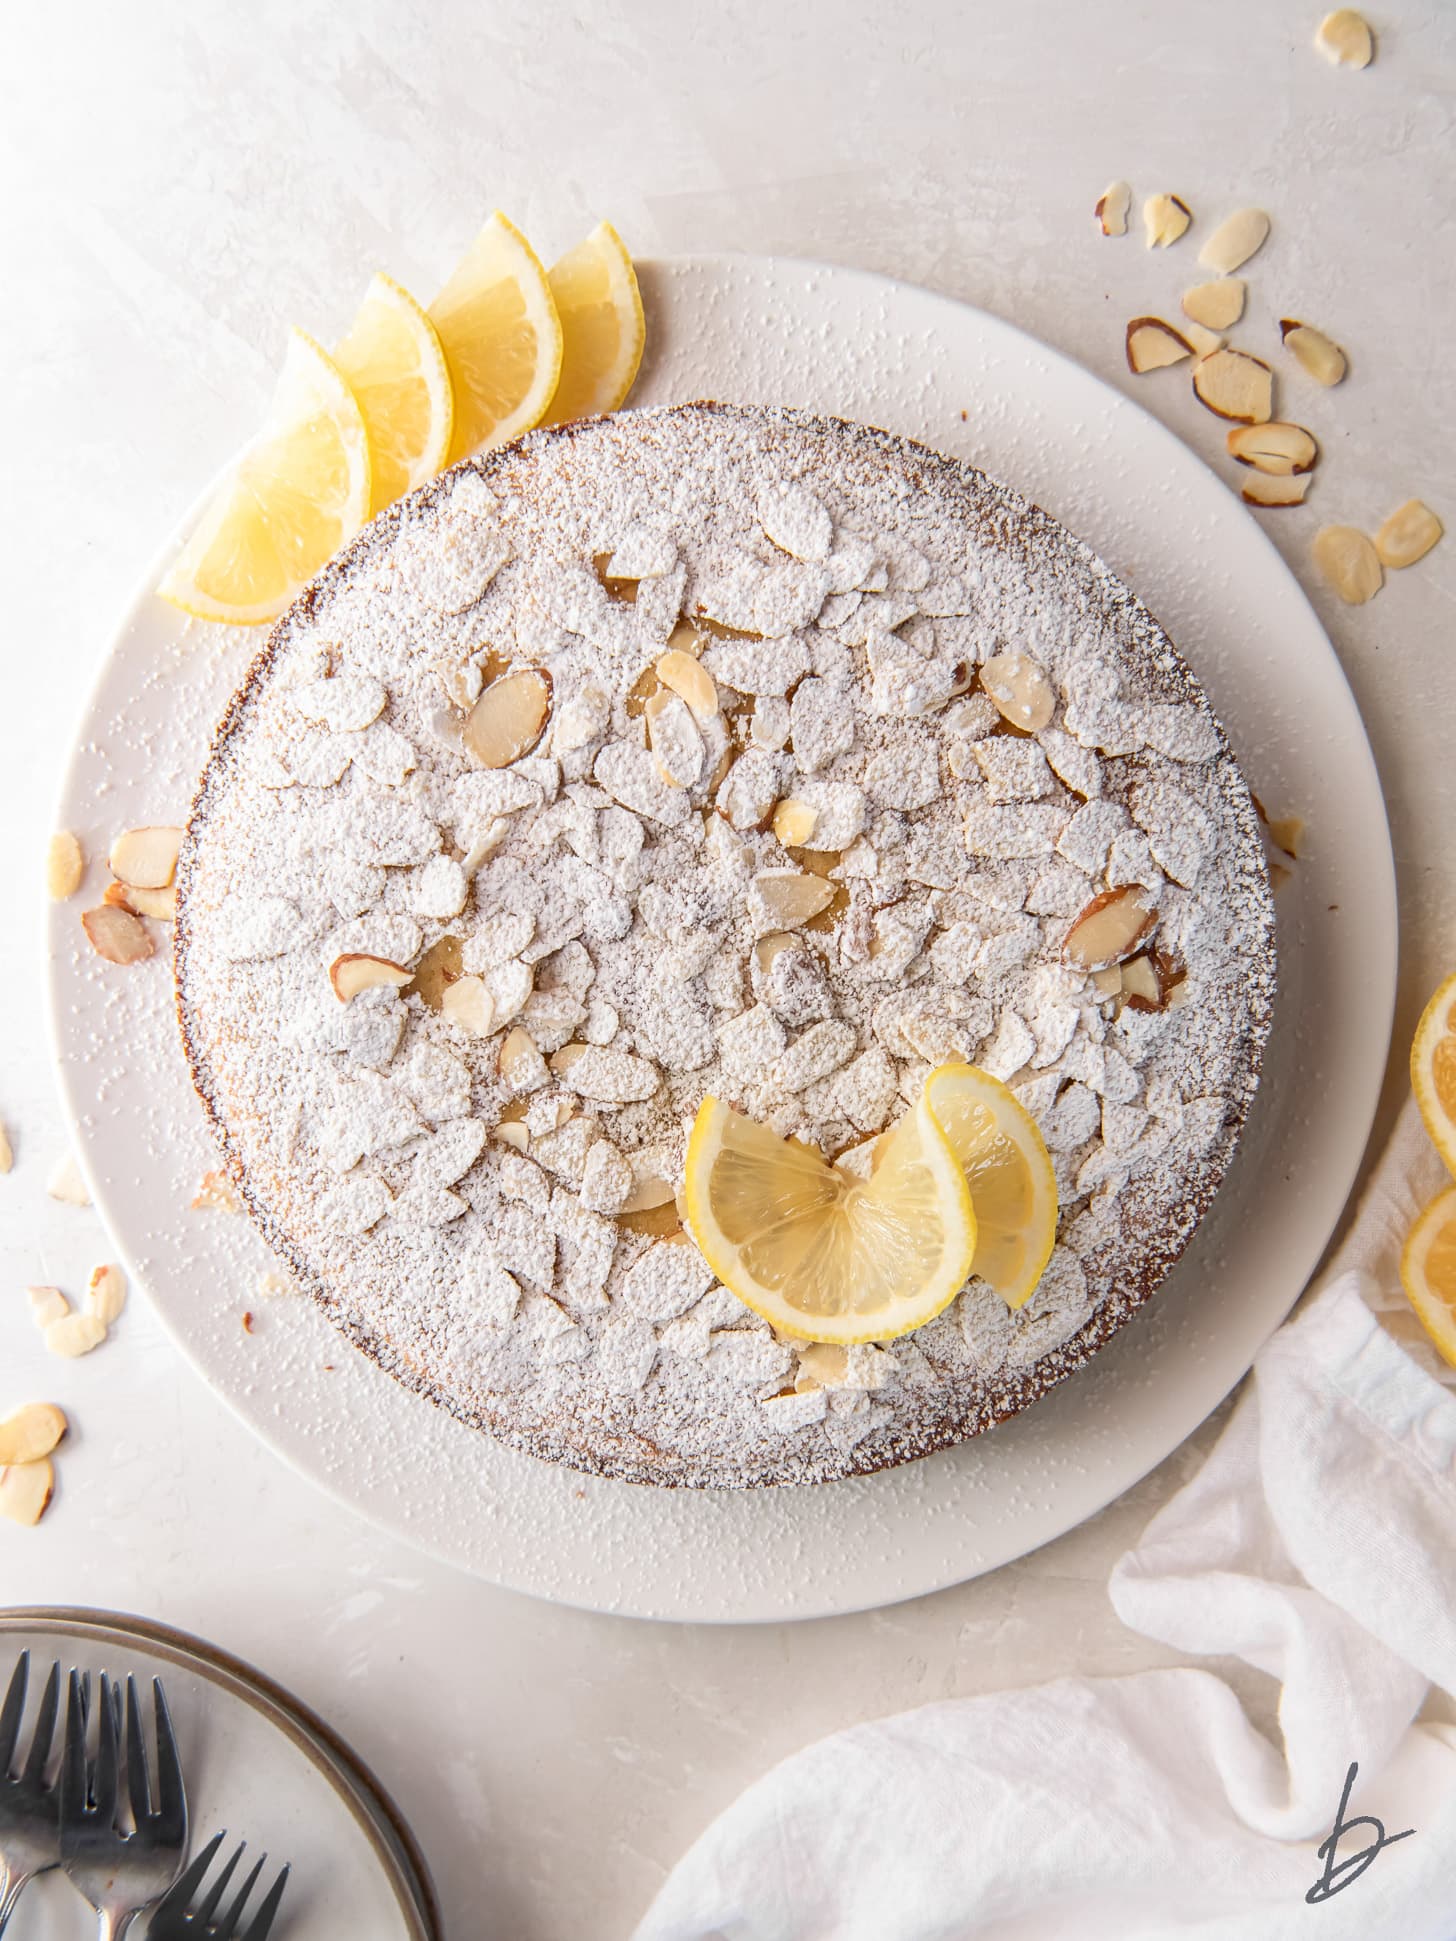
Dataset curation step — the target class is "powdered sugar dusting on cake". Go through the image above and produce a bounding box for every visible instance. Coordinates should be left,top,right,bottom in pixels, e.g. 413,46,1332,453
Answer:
175,403,1275,1488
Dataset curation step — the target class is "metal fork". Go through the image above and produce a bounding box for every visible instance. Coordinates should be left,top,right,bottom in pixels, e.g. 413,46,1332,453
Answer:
146,1831,290,1940
60,1670,189,1939
0,1652,62,1932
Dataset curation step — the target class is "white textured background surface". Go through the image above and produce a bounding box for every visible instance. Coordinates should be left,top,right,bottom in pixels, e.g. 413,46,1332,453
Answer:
2,3,1454,1935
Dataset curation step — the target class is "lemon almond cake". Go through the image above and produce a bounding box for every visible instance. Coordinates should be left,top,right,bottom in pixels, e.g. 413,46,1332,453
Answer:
175,401,1276,1488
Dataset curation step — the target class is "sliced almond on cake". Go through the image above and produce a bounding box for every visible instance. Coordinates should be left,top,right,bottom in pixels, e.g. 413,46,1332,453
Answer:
1226,422,1319,475
980,652,1055,730
441,973,498,1036
1120,954,1165,1011
1125,318,1193,374
330,953,414,1001
108,826,182,889
463,668,551,768
772,798,820,847
1280,320,1347,387
1192,348,1274,423
1063,885,1158,971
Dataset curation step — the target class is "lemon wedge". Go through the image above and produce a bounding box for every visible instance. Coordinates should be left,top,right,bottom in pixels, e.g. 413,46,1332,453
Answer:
333,272,453,512
429,212,562,463
924,1064,1059,1310
1412,972,1456,1179
540,221,646,426
1401,1182,1456,1369
683,1088,976,1345
159,329,371,626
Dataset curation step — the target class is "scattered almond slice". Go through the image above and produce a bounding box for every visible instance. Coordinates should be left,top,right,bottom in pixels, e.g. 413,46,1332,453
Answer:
27,1287,70,1328
654,648,718,721
1192,348,1274,424
1182,279,1246,331
1267,814,1305,859
81,904,153,966
0,1120,11,1174
1241,473,1310,508
1280,320,1346,387
85,1263,127,1325
463,669,552,768
1313,526,1383,604
1197,208,1269,275
1064,885,1158,970
772,798,820,847
329,952,415,1002
1315,8,1374,66
1120,955,1164,1012
44,1311,108,1359
0,1458,54,1527
1226,422,1319,475
104,881,177,920
47,831,84,901
1125,317,1193,374
1374,499,1443,570
46,1155,89,1207
1094,180,1131,237
108,826,182,889
1143,194,1191,249
442,973,498,1037
0,1402,67,1466
192,1169,243,1213
1181,320,1224,360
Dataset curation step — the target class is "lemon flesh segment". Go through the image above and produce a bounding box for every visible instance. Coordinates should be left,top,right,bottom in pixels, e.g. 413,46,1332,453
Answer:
1412,972,1456,1179
923,1062,1058,1310
541,221,646,427
1401,1182,1456,1369
683,1095,976,1345
158,328,372,626
333,272,454,512
429,212,563,463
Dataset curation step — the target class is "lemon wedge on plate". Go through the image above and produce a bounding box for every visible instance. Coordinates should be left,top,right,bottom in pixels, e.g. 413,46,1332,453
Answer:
429,211,562,462
1412,972,1456,1178
924,1063,1059,1311
683,1086,976,1345
540,221,646,426
333,272,453,512
159,328,372,626
1401,1182,1456,1368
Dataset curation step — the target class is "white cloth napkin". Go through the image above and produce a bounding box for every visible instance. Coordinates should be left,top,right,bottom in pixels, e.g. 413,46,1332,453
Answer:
634,1100,1456,1940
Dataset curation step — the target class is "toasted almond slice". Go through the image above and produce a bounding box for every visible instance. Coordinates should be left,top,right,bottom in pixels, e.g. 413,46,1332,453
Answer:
1121,954,1164,1012
644,688,706,788
655,648,718,720
1267,814,1305,859
1374,499,1443,569
772,798,820,847
81,904,153,966
1241,473,1310,508
1313,525,1383,604
441,973,497,1037
103,880,178,920
1192,347,1274,424
0,1403,67,1466
463,669,551,768
1182,320,1224,360
1182,279,1246,331
45,1155,89,1206
47,831,84,900
0,1459,54,1527
27,1287,69,1327
500,1023,549,1092
44,1311,108,1359
1090,966,1124,998
329,952,414,1002
980,651,1056,731
85,1263,127,1325
1197,208,1270,275
1094,180,1131,237
749,870,837,930
495,1121,531,1152
108,826,182,889
1315,8,1374,66
1125,317,1193,374
548,1041,589,1074
1280,320,1346,387
1143,194,1191,249
1064,885,1158,970
1227,422,1319,475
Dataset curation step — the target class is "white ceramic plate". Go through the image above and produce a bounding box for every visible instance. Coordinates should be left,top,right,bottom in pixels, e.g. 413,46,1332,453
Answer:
46,255,1395,1623
0,1609,437,1939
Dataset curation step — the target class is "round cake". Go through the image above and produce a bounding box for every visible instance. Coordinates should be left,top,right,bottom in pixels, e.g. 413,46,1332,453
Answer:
175,401,1276,1488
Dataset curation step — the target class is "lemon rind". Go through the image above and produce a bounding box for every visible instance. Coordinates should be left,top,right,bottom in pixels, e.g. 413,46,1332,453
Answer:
1400,1180,1456,1369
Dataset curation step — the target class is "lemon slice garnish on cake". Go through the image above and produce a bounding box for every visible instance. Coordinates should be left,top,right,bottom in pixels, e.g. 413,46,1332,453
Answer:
924,1063,1059,1311
1412,972,1456,1178
540,221,646,427
429,211,563,462
684,1087,977,1344
159,328,371,626
1401,1183,1456,1369
333,272,453,512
